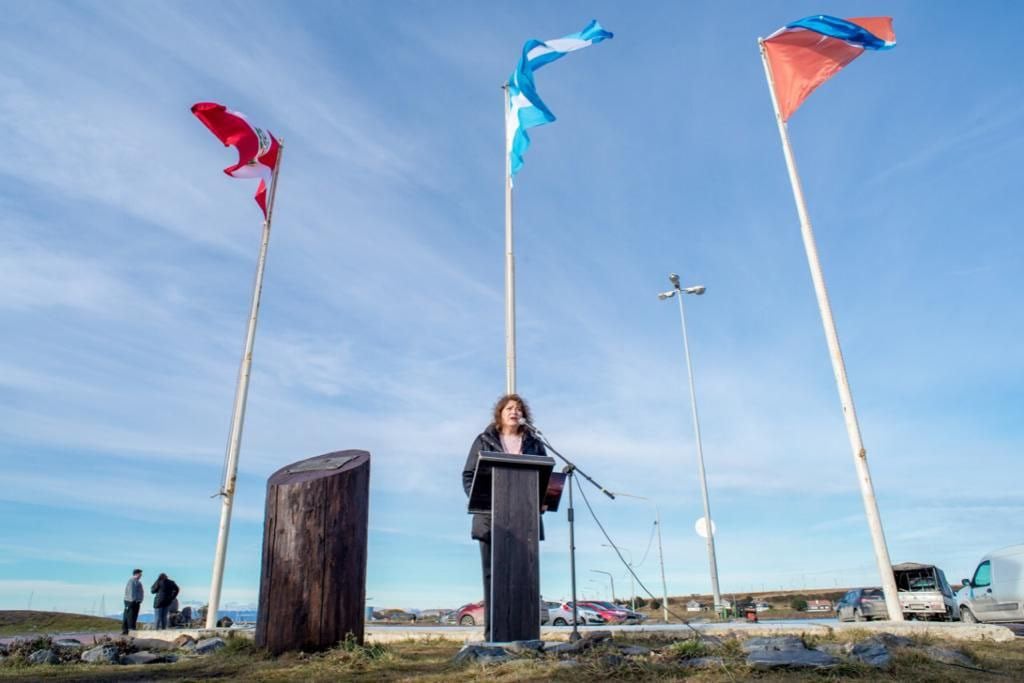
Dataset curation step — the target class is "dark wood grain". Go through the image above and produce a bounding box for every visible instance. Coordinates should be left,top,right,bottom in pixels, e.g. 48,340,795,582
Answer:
255,450,370,654
490,466,540,642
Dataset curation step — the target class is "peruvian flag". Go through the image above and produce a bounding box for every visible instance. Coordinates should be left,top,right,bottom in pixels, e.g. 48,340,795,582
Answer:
191,102,280,217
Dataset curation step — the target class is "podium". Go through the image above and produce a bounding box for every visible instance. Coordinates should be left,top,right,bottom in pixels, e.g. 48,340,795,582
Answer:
468,451,556,642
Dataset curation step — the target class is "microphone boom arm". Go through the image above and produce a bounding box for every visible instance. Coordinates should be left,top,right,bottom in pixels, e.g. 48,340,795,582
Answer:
521,421,614,500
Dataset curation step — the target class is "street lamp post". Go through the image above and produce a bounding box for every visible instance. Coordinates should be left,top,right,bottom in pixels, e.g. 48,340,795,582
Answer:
613,492,671,622
590,570,615,603
658,273,722,614
602,544,635,610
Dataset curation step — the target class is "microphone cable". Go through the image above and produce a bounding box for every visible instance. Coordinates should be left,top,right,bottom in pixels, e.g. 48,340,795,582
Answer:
575,481,712,640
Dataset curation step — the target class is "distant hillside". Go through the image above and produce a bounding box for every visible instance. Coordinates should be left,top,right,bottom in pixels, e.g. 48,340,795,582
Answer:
0,610,119,636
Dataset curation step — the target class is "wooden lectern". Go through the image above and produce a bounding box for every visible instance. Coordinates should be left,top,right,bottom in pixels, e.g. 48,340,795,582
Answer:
468,451,555,642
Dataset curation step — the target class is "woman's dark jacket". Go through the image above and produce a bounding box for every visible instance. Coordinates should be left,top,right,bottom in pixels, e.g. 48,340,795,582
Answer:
151,577,180,609
462,424,548,543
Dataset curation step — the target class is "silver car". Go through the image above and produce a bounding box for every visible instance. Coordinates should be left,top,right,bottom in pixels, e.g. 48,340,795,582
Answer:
835,588,886,622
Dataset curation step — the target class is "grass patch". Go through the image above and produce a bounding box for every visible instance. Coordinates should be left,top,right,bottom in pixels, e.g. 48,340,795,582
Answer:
0,611,118,637
3,629,1024,681
667,637,709,659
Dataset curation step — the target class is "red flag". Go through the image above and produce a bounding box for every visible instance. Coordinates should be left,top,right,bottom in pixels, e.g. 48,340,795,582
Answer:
191,102,280,217
763,16,895,121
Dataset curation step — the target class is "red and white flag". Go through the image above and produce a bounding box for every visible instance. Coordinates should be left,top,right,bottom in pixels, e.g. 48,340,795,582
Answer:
191,102,280,217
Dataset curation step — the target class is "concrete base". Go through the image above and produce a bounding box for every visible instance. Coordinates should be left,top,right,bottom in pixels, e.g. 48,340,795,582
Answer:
361,621,1016,644
126,620,1017,646
128,626,255,641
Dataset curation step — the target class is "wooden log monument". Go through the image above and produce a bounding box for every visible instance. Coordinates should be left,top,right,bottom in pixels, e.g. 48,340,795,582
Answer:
255,449,370,654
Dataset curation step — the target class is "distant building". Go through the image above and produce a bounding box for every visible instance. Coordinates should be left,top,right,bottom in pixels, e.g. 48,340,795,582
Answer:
686,600,704,612
806,599,832,612
755,602,771,613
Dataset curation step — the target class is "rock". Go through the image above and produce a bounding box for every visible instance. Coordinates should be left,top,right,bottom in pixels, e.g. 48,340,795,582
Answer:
172,634,196,648
582,630,612,643
195,637,227,654
619,645,651,656
599,654,623,667
132,637,176,651
122,650,169,665
743,637,839,670
849,639,892,668
748,648,840,670
741,635,807,653
923,646,973,667
28,649,59,665
180,641,197,653
503,639,544,654
680,656,725,669
217,616,234,628
82,645,120,664
53,638,83,649
453,644,512,664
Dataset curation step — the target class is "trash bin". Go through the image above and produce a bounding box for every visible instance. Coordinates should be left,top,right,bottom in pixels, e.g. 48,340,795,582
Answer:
744,607,758,623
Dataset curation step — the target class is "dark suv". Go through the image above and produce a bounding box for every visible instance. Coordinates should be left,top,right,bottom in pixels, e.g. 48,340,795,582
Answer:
835,588,886,622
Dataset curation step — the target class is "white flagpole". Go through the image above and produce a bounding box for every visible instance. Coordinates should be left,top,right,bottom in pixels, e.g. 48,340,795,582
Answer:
206,143,284,629
503,86,517,394
758,40,903,622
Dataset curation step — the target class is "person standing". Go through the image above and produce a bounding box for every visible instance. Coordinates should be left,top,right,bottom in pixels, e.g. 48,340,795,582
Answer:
151,573,180,630
462,393,547,641
121,568,144,634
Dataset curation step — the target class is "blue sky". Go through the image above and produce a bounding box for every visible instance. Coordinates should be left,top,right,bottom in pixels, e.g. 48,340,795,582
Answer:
1,1,1022,615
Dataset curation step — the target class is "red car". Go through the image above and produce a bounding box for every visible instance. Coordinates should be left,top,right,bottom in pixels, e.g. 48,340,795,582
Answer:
456,601,485,626
578,601,628,624
455,600,551,626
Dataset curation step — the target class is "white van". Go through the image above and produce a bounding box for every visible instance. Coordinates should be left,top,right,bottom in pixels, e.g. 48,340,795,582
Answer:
958,544,1024,624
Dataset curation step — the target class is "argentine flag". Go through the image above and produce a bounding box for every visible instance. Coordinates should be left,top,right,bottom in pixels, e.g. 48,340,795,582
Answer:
506,20,613,180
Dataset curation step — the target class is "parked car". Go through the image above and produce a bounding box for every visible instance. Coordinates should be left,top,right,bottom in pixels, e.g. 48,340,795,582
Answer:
615,605,648,623
592,601,646,624
547,603,581,626
893,562,960,621
577,601,627,624
455,601,484,626
835,588,886,622
958,545,1024,624
560,602,608,625
455,599,551,626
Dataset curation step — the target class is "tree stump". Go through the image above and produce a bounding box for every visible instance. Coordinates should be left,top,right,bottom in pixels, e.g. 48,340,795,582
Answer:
255,450,370,654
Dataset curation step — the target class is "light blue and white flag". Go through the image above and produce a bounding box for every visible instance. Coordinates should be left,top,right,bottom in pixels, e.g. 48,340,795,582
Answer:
506,20,613,180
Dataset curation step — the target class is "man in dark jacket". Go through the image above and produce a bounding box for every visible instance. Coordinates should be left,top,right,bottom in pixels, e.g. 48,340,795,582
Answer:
462,394,546,641
151,573,180,630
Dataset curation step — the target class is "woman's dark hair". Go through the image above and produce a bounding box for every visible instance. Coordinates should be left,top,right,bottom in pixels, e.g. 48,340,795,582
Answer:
491,393,532,432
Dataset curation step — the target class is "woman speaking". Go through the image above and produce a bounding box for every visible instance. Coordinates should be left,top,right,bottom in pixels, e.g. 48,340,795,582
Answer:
461,393,546,640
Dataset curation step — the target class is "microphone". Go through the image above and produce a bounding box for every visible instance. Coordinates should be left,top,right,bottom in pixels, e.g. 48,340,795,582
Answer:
517,417,541,435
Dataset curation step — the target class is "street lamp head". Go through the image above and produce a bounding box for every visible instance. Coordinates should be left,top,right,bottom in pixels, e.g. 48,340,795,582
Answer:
668,273,681,288
657,290,676,300
684,285,706,296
